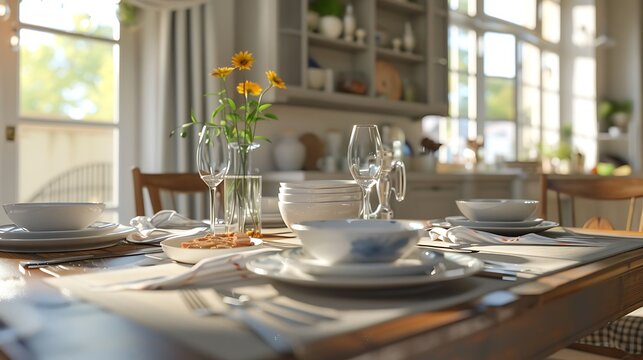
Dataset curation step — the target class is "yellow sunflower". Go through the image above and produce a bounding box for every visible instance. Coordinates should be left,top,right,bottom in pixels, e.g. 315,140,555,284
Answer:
231,51,254,70
236,80,262,96
209,66,234,78
265,70,286,89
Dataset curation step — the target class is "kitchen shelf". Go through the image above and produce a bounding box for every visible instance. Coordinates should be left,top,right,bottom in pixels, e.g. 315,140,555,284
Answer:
274,86,447,118
308,32,368,52
376,47,425,63
377,0,425,15
268,0,448,117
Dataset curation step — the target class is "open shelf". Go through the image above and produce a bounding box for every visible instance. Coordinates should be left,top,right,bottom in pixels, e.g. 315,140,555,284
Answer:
377,0,425,15
376,47,425,63
308,33,368,53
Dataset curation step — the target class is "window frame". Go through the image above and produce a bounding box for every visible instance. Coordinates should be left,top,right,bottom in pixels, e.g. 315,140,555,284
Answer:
448,0,563,163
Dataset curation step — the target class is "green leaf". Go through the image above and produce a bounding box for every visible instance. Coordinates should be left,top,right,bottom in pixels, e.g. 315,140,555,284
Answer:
190,111,198,123
264,113,279,120
225,113,241,122
212,103,225,120
258,103,272,112
226,98,237,112
254,135,271,143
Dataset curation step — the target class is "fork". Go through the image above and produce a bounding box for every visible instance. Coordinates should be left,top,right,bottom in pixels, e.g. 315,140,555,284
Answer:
218,289,337,326
180,289,295,354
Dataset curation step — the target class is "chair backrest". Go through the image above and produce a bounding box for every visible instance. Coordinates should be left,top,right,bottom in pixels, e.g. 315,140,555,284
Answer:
132,167,210,216
540,174,643,231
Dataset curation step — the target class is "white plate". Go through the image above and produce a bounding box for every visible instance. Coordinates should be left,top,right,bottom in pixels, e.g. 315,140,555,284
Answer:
0,222,119,240
280,180,357,189
445,216,544,228
457,220,559,236
246,252,483,289
0,225,136,253
279,248,444,277
161,237,264,264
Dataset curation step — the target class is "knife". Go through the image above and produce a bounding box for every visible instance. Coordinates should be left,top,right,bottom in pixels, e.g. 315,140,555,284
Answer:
20,247,164,269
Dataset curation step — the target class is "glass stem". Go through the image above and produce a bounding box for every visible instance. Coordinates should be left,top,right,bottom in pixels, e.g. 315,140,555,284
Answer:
209,187,217,234
362,186,372,219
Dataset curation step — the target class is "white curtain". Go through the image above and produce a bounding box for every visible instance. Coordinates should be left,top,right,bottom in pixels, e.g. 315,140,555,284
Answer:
133,0,235,216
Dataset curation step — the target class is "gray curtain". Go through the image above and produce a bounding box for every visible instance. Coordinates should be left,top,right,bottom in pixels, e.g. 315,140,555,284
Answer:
136,0,232,218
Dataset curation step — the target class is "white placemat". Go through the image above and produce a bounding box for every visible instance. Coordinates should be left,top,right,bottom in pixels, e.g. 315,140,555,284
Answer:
45,261,514,359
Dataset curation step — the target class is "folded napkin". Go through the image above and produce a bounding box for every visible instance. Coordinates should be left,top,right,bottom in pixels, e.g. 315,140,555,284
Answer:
96,248,279,291
128,210,209,244
445,226,605,246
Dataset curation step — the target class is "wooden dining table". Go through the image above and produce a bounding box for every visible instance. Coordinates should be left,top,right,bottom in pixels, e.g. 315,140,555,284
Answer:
0,228,642,359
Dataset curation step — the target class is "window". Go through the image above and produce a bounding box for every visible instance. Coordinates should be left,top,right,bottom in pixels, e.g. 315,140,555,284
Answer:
434,0,593,171
3,0,120,220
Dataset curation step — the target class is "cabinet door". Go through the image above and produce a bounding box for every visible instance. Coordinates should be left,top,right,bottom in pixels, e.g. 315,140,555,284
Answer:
393,181,462,220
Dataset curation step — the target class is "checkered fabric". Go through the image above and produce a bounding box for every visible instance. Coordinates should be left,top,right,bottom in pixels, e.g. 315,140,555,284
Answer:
577,315,643,354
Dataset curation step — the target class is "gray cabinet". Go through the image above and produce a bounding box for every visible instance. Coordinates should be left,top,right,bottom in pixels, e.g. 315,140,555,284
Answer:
266,0,448,118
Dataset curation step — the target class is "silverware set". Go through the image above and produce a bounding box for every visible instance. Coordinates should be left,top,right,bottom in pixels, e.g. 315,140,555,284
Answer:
180,288,337,353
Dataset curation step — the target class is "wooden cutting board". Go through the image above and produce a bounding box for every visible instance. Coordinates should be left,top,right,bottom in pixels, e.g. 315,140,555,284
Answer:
375,61,402,101
299,133,325,171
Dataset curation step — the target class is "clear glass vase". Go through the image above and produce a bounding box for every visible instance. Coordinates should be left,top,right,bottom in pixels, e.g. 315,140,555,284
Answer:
224,142,262,236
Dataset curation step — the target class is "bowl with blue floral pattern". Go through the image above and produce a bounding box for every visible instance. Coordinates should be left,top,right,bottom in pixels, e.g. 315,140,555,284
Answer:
290,219,425,264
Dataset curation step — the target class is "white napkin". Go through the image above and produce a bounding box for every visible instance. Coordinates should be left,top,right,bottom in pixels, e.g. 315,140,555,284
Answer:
95,248,279,291
445,226,605,246
128,210,209,244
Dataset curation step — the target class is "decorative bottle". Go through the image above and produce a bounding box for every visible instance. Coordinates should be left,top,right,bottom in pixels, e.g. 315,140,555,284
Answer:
403,21,415,53
343,4,356,41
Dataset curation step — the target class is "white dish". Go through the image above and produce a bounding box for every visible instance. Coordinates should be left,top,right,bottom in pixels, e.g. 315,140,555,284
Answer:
279,248,444,277
458,220,559,236
161,237,264,264
291,219,424,264
278,200,361,230
0,222,119,240
278,192,362,203
3,202,105,231
246,251,483,289
279,187,361,195
0,225,135,253
445,216,544,228
456,199,538,222
280,180,357,189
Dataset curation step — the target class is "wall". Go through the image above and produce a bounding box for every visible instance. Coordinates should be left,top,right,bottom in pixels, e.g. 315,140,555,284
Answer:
252,104,425,173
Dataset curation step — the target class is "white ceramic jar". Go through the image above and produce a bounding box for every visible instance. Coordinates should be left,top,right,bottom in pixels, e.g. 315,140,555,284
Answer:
319,15,343,39
274,133,306,171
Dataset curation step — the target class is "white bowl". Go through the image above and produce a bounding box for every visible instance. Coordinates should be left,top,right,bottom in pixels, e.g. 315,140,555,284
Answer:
278,192,362,203
307,68,325,90
291,219,425,264
280,180,357,189
456,199,539,222
280,186,361,195
3,202,105,231
278,200,361,230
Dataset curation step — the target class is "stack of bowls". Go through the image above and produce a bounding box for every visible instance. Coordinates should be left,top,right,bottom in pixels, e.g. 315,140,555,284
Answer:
278,180,362,229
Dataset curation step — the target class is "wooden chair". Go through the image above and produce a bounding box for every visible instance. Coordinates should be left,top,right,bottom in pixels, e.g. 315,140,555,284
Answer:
540,174,643,231
132,167,211,216
541,174,643,358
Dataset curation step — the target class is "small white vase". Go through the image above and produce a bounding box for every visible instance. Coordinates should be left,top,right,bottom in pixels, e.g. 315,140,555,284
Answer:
319,16,343,39
343,4,356,41
403,22,415,53
274,134,305,171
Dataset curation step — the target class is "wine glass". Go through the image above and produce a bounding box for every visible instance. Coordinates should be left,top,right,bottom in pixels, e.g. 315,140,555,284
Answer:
197,125,229,234
347,124,384,219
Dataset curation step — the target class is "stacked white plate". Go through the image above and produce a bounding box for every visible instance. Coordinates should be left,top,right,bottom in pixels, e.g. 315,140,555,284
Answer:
0,221,136,253
278,180,362,229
